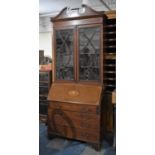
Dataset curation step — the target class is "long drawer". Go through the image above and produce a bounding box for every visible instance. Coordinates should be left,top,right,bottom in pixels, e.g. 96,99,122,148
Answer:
48,108,100,131
49,101,99,114
48,124,100,143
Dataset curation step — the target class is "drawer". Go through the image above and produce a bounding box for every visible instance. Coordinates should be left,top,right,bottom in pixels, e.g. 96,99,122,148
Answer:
48,124,100,143
49,102,98,114
48,109,100,131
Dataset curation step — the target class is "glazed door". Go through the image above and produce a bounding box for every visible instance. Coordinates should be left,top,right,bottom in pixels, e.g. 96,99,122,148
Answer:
78,25,103,82
54,28,75,81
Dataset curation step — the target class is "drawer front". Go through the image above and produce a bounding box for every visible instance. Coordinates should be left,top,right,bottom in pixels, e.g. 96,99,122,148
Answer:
48,108,100,131
49,101,98,114
48,124,100,143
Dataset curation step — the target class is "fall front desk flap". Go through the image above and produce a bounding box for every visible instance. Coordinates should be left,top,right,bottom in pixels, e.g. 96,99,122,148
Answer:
48,83,103,105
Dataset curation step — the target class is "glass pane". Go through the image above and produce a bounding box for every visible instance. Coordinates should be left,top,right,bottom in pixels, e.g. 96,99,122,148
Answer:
79,27,100,81
55,29,74,80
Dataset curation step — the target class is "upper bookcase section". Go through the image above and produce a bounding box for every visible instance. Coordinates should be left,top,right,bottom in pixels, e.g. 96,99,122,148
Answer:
51,4,105,22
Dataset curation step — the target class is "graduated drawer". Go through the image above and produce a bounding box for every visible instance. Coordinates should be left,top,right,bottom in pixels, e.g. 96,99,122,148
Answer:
48,124,100,143
48,108,100,131
48,101,99,114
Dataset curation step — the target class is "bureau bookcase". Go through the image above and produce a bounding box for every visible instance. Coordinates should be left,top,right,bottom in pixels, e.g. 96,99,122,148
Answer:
47,5,106,150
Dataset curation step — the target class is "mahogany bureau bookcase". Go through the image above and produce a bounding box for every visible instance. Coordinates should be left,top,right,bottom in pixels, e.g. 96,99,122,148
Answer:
47,5,107,150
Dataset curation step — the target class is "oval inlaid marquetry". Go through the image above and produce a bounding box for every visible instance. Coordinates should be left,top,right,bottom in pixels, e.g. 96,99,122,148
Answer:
68,90,79,97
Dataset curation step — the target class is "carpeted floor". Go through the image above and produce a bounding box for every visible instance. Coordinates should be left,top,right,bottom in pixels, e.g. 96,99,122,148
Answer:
39,123,116,155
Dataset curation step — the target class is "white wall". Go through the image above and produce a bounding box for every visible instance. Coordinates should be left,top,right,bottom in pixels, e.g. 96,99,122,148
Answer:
39,32,52,58
39,16,52,32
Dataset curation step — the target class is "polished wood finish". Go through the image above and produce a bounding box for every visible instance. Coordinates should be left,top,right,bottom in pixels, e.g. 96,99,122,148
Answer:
51,5,106,84
47,5,110,151
48,124,100,143
48,83,103,148
48,101,98,114
48,83,102,105
48,109,100,131
53,17,103,27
